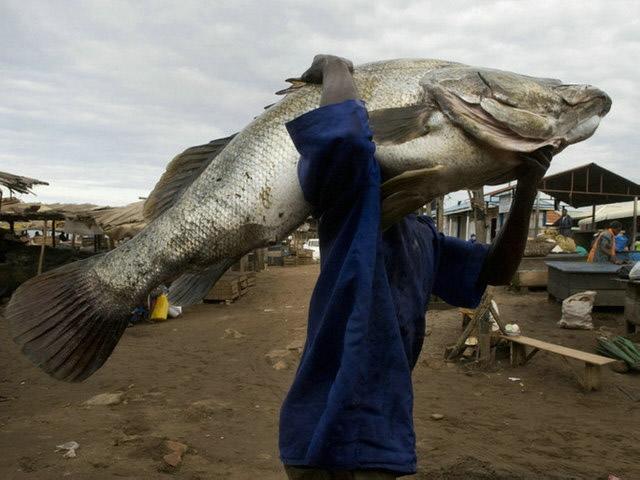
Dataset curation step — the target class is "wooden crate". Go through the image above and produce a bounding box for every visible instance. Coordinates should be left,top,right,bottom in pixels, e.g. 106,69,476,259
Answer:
283,256,297,266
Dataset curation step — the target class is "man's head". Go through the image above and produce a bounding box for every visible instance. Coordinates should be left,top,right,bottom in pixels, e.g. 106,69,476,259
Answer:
610,220,623,235
470,233,477,241
561,206,567,217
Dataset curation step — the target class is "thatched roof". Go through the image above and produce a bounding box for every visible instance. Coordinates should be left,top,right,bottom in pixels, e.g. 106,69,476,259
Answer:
90,201,146,241
0,171,48,195
1,200,147,241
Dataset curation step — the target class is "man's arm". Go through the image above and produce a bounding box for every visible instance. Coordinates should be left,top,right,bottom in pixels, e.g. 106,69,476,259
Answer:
298,54,357,106
479,149,552,286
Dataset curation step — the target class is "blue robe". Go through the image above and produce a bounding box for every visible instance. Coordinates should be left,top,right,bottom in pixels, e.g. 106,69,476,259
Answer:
279,100,489,475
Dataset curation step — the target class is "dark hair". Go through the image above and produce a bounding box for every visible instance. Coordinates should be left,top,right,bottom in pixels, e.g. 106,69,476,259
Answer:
610,220,623,230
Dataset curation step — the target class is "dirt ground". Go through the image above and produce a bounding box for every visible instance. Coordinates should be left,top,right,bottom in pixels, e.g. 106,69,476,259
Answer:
1,265,639,479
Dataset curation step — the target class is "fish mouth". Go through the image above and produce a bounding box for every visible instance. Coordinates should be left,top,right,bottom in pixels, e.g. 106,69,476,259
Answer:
555,84,612,116
552,84,612,149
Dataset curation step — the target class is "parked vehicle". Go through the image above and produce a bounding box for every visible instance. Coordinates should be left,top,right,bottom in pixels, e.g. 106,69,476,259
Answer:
303,238,320,261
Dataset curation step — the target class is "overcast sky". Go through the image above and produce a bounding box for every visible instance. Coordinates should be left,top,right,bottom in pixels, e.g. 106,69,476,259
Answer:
1,0,638,206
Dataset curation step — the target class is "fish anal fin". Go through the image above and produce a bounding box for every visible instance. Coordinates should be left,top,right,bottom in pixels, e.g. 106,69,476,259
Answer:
168,258,236,307
369,104,432,146
143,135,235,221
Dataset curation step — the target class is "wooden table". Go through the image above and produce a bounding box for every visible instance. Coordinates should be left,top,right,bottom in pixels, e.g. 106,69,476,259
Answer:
515,253,584,288
546,261,625,307
617,279,640,333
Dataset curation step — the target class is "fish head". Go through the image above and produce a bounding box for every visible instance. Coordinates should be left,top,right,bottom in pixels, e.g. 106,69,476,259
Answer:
419,66,612,154
552,83,612,148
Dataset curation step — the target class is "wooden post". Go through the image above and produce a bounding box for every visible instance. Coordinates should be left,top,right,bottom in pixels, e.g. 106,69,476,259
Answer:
510,342,527,366
37,220,47,275
477,310,492,367
468,188,486,242
533,191,541,238
633,196,638,251
71,233,76,250
583,364,602,391
9,220,14,234
591,204,596,230
436,196,444,232
51,221,56,248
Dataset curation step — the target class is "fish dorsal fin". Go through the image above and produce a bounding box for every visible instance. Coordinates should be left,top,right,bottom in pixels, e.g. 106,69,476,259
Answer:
368,104,432,145
143,135,235,221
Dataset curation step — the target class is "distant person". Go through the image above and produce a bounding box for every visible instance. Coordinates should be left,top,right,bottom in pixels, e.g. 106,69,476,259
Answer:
615,229,629,253
555,206,573,237
469,233,477,244
588,220,623,263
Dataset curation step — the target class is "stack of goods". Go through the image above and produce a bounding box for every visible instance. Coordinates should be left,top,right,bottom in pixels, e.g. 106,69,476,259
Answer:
205,275,240,302
283,255,297,266
523,237,556,257
267,246,284,266
297,249,316,265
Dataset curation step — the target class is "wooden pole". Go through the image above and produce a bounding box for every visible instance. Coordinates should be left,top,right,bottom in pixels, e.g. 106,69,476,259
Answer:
436,195,444,231
37,220,47,275
468,188,486,242
51,221,56,248
71,233,76,250
533,191,541,238
633,196,638,251
591,204,596,230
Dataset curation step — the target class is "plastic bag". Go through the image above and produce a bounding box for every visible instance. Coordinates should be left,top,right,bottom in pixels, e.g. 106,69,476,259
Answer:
630,262,640,281
558,291,596,330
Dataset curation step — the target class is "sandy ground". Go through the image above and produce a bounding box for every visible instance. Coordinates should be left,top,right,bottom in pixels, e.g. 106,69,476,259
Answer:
1,265,639,479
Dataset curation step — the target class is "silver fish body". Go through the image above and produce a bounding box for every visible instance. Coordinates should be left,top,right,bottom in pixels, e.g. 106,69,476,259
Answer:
6,59,611,381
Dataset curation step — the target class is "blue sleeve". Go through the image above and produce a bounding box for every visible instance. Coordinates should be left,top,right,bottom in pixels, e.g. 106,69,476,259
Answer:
432,235,489,308
286,99,377,216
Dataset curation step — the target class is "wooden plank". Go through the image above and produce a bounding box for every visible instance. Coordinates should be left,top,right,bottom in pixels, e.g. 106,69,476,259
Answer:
500,335,617,366
488,303,507,334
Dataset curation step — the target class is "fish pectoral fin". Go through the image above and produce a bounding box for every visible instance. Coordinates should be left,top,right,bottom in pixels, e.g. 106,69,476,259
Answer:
168,258,236,307
381,192,427,232
380,166,444,230
144,135,236,221
380,165,444,198
368,104,432,145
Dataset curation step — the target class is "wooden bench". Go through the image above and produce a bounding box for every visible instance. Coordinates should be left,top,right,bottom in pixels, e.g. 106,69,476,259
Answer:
500,335,618,391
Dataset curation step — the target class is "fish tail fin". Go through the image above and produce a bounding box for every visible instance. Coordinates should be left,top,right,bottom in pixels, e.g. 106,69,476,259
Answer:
168,258,236,307
6,257,131,382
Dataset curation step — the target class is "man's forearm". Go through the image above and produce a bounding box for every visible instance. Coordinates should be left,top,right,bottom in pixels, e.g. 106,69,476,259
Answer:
480,180,538,285
320,60,358,106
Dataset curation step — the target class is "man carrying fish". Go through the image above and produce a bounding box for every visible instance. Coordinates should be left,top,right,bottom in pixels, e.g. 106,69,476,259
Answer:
279,55,552,479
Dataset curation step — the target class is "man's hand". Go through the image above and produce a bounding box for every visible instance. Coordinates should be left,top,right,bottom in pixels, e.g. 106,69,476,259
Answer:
478,146,553,286
293,54,358,107
516,146,553,183
297,54,354,85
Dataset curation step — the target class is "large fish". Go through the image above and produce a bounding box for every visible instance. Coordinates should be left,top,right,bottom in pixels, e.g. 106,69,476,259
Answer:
6,59,611,381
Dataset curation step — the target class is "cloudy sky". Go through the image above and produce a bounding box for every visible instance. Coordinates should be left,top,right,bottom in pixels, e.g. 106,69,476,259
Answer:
1,0,639,206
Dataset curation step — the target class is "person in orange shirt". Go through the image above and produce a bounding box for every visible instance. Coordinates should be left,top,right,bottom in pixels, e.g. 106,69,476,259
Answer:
588,220,622,263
